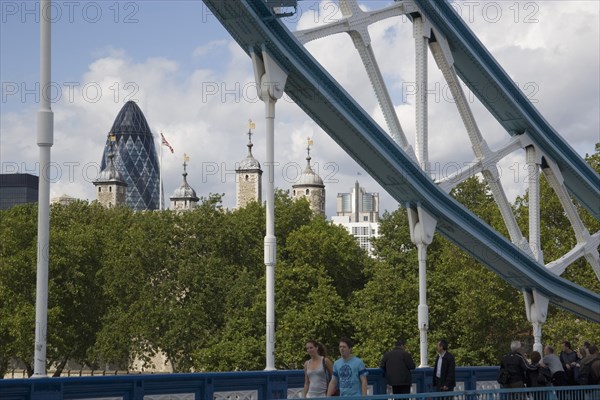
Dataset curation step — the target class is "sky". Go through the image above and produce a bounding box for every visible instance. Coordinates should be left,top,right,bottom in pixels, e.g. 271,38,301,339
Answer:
1,0,598,217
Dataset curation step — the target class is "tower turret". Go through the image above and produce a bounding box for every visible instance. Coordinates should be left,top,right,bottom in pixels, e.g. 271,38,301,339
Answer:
236,120,263,208
170,154,199,211
94,133,127,208
292,137,325,216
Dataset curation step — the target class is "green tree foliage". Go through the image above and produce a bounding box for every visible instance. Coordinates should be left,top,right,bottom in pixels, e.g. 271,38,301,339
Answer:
274,216,370,369
352,176,533,367
0,202,114,376
439,177,528,364
194,195,360,371
46,201,111,375
0,204,37,377
350,209,419,366
1,149,597,375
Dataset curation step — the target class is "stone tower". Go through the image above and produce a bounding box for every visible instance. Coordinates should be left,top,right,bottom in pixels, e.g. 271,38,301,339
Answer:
292,138,325,216
94,135,127,208
236,121,262,208
170,155,199,211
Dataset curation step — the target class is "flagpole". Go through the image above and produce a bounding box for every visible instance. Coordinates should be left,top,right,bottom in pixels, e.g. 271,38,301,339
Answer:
33,0,53,377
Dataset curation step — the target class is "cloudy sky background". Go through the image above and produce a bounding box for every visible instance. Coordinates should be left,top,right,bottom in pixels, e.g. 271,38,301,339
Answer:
1,0,598,217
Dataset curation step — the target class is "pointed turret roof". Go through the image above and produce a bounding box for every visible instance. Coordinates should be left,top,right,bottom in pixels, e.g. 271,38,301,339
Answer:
237,124,261,170
294,139,324,187
95,141,125,185
171,159,199,201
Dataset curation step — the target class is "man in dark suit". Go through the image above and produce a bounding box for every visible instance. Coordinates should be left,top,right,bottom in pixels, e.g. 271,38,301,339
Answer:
433,340,456,398
380,338,416,395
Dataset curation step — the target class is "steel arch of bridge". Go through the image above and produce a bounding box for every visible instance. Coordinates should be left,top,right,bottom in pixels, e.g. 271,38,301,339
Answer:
201,0,599,340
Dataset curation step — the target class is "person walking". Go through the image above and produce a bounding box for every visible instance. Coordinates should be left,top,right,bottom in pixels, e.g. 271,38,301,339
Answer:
499,341,535,388
433,339,456,397
380,338,416,395
303,340,333,398
327,337,368,397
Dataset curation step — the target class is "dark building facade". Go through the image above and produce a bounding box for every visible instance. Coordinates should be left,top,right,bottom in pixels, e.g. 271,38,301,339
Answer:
100,101,160,211
0,173,39,210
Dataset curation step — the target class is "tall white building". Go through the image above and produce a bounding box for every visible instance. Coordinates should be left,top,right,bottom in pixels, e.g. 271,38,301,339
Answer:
331,181,380,255
335,180,379,223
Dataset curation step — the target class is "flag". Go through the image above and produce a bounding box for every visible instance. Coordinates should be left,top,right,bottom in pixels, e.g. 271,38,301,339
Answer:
161,132,174,154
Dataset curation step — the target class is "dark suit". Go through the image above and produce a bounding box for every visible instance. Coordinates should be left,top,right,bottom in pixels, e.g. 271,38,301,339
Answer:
433,351,456,393
380,346,416,394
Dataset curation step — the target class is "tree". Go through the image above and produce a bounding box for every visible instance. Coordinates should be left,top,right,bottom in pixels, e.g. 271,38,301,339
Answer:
46,201,111,375
437,177,527,365
0,201,117,376
0,204,38,376
281,217,369,300
194,194,351,371
353,177,529,367
351,208,419,366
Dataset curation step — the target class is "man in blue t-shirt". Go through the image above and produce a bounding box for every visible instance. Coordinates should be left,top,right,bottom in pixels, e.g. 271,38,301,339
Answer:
327,337,368,396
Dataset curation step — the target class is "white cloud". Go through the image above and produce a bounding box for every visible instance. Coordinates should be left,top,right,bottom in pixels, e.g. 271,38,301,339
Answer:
193,40,229,58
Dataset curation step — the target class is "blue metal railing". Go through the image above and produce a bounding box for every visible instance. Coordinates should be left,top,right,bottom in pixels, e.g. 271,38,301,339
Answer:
0,366,527,400
316,386,600,400
0,367,438,399
1,366,598,399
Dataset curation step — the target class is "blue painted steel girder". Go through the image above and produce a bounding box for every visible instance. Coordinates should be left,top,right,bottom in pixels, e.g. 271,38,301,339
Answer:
411,0,600,220
201,0,599,321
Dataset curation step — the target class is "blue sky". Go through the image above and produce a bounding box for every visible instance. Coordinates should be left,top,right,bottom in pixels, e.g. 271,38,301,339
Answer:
1,1,230,110
1,1,598,217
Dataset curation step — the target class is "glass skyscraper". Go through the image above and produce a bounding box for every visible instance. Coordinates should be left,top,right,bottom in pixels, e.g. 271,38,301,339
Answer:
0,173,38,210
100,101,160,211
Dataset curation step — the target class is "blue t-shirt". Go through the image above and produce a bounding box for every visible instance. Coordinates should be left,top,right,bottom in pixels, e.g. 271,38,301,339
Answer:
333,356,368,396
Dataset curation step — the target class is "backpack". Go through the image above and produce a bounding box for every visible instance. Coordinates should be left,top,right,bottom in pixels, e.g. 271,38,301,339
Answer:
537,367,552,386
323,357,339,396
497,368,510,385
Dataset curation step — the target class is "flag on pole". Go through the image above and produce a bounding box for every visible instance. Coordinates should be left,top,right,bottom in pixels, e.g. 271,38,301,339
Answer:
161,132,174,154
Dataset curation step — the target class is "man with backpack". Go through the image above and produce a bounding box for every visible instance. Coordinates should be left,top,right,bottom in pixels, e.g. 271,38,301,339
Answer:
499,341,537,388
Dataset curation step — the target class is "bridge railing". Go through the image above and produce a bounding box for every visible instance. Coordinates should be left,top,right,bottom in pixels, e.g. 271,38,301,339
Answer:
2,366,594,400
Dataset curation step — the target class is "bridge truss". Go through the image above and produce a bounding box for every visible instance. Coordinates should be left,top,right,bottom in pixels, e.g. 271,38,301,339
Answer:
202,0,599,367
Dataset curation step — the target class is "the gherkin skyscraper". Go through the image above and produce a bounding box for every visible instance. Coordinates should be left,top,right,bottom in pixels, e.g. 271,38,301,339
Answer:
100,101,160,211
